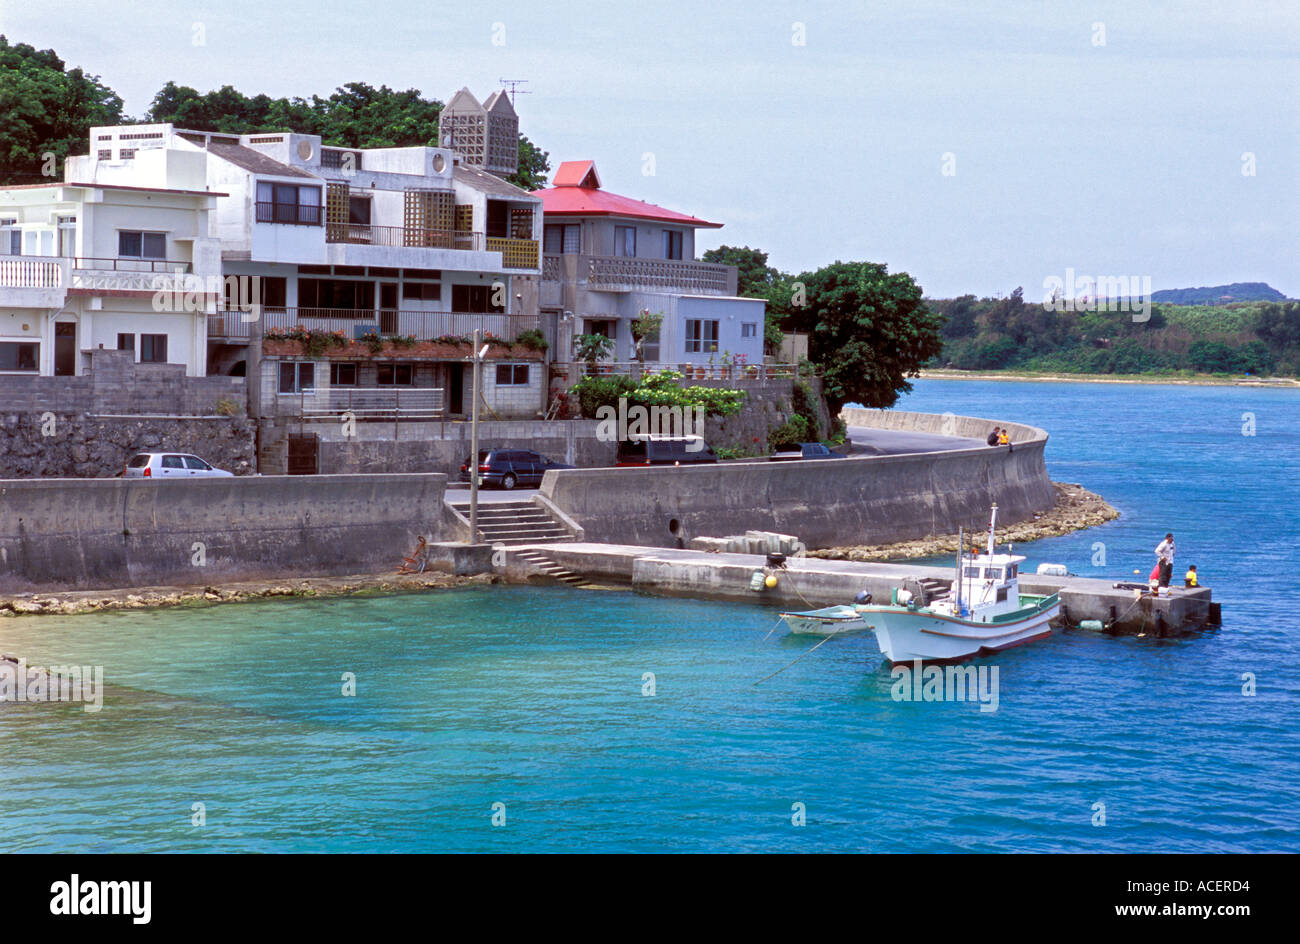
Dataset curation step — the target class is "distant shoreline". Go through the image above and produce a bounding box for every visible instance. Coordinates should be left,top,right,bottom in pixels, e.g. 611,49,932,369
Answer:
917,369,1300,388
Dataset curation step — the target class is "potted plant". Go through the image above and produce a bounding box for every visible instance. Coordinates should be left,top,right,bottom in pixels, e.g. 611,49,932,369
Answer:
576,333,614,376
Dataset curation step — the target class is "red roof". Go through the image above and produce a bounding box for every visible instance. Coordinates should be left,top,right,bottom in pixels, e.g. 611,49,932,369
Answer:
533,160,722,228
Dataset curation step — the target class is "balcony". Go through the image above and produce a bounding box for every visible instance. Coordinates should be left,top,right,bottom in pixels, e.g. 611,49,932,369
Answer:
486,237,540,270
69,256,193,293
325,223,484,251
543,254,735,295
0,255,66,308
208,307,540,344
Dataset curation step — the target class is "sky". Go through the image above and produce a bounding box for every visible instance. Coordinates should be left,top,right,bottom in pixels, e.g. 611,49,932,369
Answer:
5,0,1298,298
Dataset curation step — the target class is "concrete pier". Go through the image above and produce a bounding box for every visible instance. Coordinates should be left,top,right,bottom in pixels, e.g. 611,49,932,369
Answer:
502,543,1215,636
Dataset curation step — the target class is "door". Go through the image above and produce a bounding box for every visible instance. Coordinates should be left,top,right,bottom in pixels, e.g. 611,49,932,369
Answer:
54,322,76,376
448,363,464,414
159,455,187,477
287,434,319,475
379,283,398,334
520,451,543,485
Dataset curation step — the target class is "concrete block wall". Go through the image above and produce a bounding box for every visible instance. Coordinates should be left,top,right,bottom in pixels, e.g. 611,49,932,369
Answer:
538,409,1055,550
0,473,456,593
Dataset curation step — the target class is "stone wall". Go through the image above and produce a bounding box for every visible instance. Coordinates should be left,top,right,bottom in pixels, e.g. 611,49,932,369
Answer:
538,409,1055,550
0,350,254,477
0,473,456,593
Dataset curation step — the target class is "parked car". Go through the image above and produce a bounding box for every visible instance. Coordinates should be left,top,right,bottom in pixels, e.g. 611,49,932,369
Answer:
769,442,847,461
121,452,234,478
616,435,719,466
459,449,574,489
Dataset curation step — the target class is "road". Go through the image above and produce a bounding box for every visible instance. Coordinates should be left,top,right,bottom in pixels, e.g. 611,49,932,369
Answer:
845,426,986,455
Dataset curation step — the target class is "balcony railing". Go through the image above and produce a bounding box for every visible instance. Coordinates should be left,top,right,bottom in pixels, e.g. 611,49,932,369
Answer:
0,256,64,288
552,361,818,386
296,387,445,417
326,223,484,251
584,255,732,293
486,237,540,270
256,201,322,226
74,256,191,273
209,307,540,344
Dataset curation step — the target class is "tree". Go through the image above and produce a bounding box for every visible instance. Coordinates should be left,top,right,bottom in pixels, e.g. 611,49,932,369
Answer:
788,261,944,412
508,135,550,191
701,245,778,296
0,35,124,184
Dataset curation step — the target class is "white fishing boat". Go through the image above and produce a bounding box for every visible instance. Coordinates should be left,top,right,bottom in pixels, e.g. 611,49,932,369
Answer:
779,602,874,636
863,505,1060,663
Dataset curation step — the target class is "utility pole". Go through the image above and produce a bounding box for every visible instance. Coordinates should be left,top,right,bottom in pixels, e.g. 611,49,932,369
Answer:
469,328,486,543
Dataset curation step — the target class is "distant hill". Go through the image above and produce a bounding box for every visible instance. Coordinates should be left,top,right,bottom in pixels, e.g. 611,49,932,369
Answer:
1151,283,1287,305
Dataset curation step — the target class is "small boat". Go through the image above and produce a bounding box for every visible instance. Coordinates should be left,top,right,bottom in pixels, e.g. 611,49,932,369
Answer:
862,505,1060,663
779,603,874,636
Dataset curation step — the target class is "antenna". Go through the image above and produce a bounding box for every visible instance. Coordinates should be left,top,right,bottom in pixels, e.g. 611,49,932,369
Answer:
497,79,532,105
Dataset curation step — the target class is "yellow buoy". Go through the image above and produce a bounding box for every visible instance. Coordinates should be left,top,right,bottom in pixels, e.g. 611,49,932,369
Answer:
765,575,778,588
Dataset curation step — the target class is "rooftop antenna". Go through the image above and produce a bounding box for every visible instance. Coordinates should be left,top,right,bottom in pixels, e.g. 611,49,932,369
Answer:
498,79,532,105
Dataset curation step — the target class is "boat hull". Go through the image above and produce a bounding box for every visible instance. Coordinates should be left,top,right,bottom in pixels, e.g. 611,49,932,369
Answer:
865,598,1060,663
779,605,874,636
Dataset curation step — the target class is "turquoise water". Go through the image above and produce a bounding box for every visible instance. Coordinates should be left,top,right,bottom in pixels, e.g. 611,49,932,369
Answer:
2,379,1297,852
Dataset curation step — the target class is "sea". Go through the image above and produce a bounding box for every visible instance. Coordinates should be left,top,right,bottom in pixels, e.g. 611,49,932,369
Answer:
1,378,1296,852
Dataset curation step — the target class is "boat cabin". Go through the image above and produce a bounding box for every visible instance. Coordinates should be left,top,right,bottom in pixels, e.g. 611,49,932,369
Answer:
947,552,1026,620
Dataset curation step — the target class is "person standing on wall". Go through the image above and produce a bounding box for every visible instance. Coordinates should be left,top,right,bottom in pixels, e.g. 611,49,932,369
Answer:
1155,533,1176,588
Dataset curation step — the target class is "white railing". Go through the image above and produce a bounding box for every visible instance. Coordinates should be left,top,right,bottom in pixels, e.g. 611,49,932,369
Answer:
292,386,445,417
0,256,64,289
585,255,732,294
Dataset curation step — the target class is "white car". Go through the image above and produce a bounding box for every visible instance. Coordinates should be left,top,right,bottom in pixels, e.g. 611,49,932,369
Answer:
121,452,234,479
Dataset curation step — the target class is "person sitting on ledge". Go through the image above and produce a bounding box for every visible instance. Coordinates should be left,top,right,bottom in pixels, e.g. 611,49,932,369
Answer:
1184,565,1199,588
986,427,1000,446
998,428,1013,452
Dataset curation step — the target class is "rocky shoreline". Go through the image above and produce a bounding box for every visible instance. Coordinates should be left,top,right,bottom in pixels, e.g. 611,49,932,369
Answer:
0,571,500,618
808,481,1119,562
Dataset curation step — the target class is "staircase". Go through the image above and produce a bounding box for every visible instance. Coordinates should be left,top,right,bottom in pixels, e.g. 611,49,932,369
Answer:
446,499,572,546
513,548,588,587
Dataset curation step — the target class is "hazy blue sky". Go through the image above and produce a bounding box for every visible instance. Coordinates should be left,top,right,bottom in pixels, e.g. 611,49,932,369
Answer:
7,0,1298,297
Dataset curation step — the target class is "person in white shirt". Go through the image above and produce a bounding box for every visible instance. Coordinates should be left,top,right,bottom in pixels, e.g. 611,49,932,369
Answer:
1154,533,1175,588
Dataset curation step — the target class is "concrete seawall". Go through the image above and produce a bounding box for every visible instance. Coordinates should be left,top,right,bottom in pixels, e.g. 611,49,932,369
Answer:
0,474,453,594
538,409,1056,550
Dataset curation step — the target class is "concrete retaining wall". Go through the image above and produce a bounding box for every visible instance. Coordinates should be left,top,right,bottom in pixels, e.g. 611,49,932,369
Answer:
0,474,454,593
538,409,1055,549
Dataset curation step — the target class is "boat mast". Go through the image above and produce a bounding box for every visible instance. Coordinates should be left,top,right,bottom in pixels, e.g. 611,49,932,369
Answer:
987,503,998,557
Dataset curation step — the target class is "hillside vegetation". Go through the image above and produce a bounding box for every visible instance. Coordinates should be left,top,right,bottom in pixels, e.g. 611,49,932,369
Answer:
930,291,1300,377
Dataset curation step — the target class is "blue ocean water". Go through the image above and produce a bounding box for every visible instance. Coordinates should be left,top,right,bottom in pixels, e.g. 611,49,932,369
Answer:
1,379,1297,852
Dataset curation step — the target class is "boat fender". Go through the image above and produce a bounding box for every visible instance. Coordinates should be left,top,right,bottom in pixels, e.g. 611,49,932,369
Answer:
901,577,929,608
1078,619,1104,632
765,574,778,589
854,590,872,605
749,571,766,591
896,589,913,606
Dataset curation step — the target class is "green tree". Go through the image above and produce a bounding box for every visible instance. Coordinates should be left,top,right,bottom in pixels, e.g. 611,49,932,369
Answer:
508,135,551,191
789,261,944,412
0,35,124,183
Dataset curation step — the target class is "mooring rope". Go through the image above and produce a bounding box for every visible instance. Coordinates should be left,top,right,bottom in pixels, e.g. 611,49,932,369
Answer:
753,626,846,686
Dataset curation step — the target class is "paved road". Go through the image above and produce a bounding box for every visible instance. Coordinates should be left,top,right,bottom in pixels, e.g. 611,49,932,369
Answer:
845,426,986,455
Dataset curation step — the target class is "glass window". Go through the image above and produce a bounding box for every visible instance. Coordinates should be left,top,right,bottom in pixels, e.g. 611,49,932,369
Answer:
184,456,212,470
117,333,135,354
614,226,636,257
741,322,757,338
685,319,719,354
0,341,39,371
495,364,530,386
140,333,168,363
330,363,358,386
161,455,185,469
348,195,371,226
278,362,315,393
377,364,413,385
663,230,683,259
119,231,165,259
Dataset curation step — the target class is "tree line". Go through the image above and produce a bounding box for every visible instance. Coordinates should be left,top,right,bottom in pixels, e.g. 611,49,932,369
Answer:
0,35,550,190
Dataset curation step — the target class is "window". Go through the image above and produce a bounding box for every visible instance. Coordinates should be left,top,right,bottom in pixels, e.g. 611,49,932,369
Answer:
685,319,719,354
0,219,19,256
256,182,322,225
486,200,509,238
58,217,76,257
330,363,358,386
451,284,504,314
278,362,315,393
0,341,39,371
615,226,637,257
402,282,440,301
298,278,374,312
663,230,683,260
376,364,413,385
117,333,135,354
119,231,166,259
741,322,757,338
348,195,371,226
543,224,580,255
161,455,185,470
495,364,530,386
97,149,112,160
139,334,168,363
119,148,136,159
184,456,212,471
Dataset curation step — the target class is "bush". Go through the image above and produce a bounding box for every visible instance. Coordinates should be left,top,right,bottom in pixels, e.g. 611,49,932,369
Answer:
569,369,746,419
768,415,813,449
516,328,549,352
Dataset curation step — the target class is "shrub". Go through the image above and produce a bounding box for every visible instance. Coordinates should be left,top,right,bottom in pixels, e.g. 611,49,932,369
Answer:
516,328,549,352
768,414,813,449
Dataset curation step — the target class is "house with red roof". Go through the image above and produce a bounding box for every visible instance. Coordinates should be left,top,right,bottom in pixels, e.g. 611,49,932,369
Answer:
533,161,764,376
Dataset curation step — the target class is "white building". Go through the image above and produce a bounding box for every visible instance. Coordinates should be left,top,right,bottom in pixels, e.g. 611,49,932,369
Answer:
0,167,221,377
